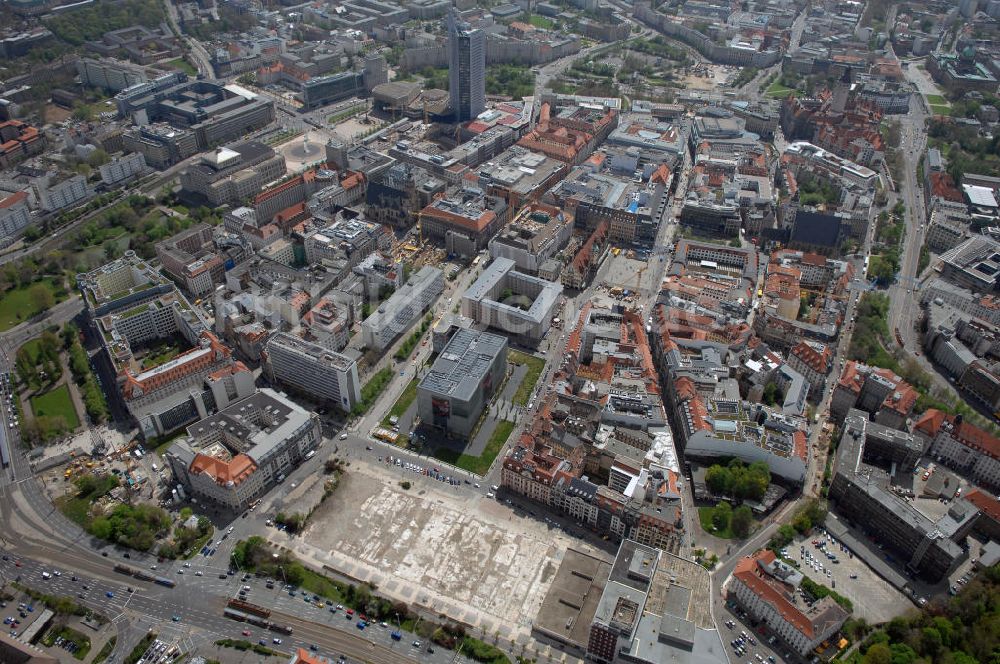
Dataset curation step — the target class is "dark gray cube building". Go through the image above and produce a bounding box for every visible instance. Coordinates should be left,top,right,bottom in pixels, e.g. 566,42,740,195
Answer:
417,328,508,438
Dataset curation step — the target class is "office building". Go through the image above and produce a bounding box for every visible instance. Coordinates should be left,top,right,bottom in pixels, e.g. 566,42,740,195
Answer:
264,333,361,412
301,71,365,109
78,252,254,437
787,341,834,400
116,79,275,165
462,256,562,341
830,361,918,430
165,389,322,510
361,265,444,351
489,202,573,275
586,540,727,664
417,328,508,438
475,146,569,209
939,235,1000,293
447,10,486,121
302,297,353,352
729,550,849,657
155,224,251,297
418,187,510,256
829,410,968,582
673,382,808,484
179,142,286,207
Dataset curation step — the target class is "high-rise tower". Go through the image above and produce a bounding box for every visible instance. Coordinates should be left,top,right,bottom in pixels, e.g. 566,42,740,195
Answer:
447,10,485,122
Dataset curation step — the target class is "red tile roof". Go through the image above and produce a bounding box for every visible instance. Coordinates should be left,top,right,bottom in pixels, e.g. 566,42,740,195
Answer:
0,191,27,208
965,489,1000,524
190,452,256,486
914,409,1000,460
733,550,815,638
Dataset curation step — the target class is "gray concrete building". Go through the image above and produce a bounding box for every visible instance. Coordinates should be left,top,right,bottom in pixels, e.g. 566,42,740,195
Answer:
264,332,361,413
417,328,507,438
361,265,444,351
462,256,562,342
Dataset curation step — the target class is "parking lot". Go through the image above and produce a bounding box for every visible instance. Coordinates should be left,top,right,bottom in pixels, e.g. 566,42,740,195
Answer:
779,530,908,623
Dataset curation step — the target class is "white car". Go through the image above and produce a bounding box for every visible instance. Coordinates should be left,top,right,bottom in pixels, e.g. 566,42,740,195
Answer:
339,433,348,440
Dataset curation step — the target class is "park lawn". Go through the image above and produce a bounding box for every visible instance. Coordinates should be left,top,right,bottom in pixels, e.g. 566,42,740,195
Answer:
19,338,44,363
765,82,798,98
167,58,196,75
698,506,735,539
0,278,65,332
929,104,952,116
508,350,545,406
432,420,515,475
30,384,80,430
527,14,555,29
382,378,418,428
925,94,948,104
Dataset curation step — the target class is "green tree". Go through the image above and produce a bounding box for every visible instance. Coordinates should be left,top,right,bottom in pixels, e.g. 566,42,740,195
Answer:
921,628,943,658
711,501,732,531
762,382,781,406
864,642,892,664
704,465,731,495
730,505,754,538
29,283,55,311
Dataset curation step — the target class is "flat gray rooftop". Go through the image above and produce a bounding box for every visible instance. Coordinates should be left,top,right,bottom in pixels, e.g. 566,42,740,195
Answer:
419,328,507,400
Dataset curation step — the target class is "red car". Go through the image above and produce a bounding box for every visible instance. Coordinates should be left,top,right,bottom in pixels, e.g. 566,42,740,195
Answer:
242,630,251,637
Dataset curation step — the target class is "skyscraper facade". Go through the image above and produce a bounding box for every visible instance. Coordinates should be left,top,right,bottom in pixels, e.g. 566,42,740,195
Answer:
448,10,486,122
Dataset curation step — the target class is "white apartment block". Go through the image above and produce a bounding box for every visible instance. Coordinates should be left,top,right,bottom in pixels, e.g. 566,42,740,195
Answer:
265,332,361,412
35,174,91,212
0,198,31,240
100,152,147,186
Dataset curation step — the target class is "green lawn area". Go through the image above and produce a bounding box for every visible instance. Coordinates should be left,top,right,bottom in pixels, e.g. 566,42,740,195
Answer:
382,378,418,429
508,350,545,406
527,14,554,29
925,94,948,104
167,58,196,75
19,338,44,363
42,626,90,660
765,82,798,99
929,104,952,116
30,384,80,430
0,278,66,332
698,506,734,539
138,338,186,369
432,420,515,475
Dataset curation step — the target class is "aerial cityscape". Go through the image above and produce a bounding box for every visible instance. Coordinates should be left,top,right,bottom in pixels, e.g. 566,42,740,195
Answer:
0,0,999,662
